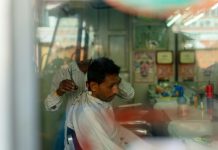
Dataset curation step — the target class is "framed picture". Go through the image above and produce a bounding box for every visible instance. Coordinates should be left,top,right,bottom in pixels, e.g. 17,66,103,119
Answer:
156,51,173,64
133,51,155,82
179,50,195,64
157,64,173,80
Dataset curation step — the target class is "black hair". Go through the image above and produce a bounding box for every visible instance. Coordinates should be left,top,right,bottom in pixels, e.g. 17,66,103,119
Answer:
87,57,120,84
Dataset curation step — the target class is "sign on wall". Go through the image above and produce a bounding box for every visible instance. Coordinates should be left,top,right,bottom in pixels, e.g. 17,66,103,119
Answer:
157,64,173,80
133,51,155,82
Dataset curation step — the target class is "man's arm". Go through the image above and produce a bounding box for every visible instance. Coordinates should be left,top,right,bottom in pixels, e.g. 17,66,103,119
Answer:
45,62,78,111
117,79,135,100
44,69,66,111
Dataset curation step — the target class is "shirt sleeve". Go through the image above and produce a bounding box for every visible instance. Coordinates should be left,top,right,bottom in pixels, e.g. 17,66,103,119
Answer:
44,92,63,111
117,79,135,100
44,68,68,111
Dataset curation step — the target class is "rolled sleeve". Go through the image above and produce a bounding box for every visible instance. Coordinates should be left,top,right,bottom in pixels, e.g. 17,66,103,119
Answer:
117,80,135,100
44,92,63,111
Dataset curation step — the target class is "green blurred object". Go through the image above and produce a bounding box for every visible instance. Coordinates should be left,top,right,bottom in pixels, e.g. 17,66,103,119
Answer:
193,136,212,145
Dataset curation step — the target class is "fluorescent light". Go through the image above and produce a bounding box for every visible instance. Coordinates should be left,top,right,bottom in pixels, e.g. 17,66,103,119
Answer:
167,14,181,27
211,3,218,10
46,3,62,10
184,13,204,26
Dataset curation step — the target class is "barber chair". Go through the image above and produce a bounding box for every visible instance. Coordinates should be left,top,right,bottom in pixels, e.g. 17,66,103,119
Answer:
66,127,82,150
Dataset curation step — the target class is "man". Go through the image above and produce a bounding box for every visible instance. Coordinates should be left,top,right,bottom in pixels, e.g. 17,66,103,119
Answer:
44,59,91,150
45,58,134,150
45,59,91,112
65,57,140,150
45,59,134,113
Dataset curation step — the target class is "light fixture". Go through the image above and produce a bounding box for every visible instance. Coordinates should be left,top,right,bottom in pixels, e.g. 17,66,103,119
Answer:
184,12,204,26
167,14,181,27
46,3,62,10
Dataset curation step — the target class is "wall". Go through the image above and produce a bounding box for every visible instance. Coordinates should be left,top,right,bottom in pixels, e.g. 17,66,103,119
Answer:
81,8,178,105
131,18,175,105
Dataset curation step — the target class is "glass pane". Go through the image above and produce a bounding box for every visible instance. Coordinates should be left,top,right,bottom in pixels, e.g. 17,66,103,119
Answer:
37,1,218,150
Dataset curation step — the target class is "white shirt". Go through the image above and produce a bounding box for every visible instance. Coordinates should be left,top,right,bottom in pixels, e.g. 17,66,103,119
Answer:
44,61,87,113
65,91,140,150
44,60,135,113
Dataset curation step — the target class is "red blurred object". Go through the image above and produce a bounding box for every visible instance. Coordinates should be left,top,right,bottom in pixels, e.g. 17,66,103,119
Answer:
114,104,170,137
205,82,214,98
114,105,169,124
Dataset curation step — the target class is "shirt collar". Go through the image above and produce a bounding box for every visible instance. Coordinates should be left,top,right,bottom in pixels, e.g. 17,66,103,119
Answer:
87,91,111,109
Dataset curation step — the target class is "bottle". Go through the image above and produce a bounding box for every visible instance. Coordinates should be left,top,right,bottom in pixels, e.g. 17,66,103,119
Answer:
205,81,213,99
200,100,204,111
194,95,198,109
199,93,205,112
205,81,214,118
177,86,188,117
189,94,194,106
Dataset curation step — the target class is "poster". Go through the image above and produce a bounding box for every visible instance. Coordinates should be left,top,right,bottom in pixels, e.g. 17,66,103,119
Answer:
133,51,155,82
157,64,173,80
179,64,195,81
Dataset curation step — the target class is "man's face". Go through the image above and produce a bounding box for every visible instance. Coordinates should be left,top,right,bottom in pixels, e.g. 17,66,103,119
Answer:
92,74,121,102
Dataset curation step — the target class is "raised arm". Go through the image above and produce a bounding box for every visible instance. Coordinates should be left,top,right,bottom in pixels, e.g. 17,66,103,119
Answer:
117,79,135,100
44,68,67,111
44,66,77,111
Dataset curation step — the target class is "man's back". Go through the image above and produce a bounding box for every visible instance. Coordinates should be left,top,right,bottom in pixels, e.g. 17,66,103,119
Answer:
66,91,124,150
65,57,142,150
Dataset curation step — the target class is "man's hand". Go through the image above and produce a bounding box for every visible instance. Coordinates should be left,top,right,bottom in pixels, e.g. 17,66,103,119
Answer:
56,79,78,96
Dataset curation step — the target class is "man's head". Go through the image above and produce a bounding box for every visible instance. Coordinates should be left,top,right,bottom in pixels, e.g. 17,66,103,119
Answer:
76,59,92,73
87,57,121,102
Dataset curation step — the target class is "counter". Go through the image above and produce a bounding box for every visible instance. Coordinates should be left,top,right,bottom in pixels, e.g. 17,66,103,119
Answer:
154,96,213,138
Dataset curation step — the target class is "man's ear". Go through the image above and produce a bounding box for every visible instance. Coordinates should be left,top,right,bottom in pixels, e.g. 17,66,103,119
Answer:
89,81,98,92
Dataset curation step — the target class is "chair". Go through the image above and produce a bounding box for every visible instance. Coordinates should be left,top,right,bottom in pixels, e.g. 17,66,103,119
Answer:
66,127,82,150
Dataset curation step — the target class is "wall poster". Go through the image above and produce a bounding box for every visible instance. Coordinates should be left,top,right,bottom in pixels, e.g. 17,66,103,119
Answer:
157,64,173,80
179,64,195,81
133,51,155,82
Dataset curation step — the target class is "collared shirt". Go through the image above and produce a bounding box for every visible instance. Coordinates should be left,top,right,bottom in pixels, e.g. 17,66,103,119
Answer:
65,92,140,150
44,61,87,112
44,60,134,113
